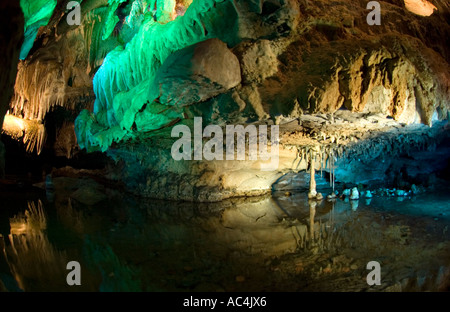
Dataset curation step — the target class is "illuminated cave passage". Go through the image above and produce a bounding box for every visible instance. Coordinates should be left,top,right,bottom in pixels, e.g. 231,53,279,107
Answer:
0,0,450,293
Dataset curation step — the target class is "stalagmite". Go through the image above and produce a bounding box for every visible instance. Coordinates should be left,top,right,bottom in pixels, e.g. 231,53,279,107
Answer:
350,187,359,200
308,149,317,199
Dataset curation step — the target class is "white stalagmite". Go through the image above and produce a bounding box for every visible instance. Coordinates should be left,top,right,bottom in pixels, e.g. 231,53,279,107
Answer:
350,187,359,200
308,149,317,199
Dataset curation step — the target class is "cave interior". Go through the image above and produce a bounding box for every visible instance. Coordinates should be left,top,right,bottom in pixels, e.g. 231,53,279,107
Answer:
0,0,449,292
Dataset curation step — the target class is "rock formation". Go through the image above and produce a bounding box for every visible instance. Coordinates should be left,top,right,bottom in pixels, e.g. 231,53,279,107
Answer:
0,0,24,177
0,0,449,200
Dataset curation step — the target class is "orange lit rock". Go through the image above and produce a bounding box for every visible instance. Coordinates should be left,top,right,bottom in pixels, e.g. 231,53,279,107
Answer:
404,0,437,16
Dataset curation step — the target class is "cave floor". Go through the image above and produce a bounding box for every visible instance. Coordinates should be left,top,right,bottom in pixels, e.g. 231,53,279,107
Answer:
1,177,449,292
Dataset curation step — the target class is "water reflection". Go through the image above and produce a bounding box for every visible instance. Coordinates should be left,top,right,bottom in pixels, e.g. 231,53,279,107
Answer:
350,200,359,211
1,188,449,292
2,200,68,291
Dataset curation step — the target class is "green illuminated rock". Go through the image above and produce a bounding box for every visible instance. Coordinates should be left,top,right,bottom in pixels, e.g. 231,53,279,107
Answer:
149,38,241,108
19,0,57,59
76,0,243,152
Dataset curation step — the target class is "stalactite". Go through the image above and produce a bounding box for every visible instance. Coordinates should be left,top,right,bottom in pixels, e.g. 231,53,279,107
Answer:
83,6,111,75
6,4,112,154
2,115,46,154
331,151,336,193
91,0,222,130
23,122,46,155
76,0,249,151
12,60,66,121
320,145,323,178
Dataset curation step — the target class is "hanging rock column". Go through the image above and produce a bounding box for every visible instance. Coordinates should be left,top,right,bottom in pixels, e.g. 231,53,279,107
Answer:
308,146,324,200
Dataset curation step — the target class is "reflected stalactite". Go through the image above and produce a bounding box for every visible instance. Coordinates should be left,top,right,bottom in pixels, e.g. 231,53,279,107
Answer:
3,200,69,291
55,198,86,234
297,197,345,254
82,236,143,292
10,200,47,234
0,187,448,291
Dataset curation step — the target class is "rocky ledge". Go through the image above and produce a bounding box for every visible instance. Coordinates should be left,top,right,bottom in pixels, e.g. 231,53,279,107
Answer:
105,111,449,202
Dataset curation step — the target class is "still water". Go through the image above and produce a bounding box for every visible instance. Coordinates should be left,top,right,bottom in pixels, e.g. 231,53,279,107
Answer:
1,178,449,292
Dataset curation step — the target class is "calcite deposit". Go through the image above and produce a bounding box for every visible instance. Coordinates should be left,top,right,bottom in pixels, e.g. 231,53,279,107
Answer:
1,0,449,201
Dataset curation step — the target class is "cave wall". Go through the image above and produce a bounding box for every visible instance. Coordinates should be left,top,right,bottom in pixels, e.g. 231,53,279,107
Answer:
2,0,130,158
0,0,24,177
74,0,449,153
96,0,449,201
4,0,449,155
1,0,449,199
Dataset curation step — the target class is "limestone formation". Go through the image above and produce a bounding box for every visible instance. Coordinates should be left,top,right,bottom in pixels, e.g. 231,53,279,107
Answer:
350,187,359,200
0,0,448,201
0,0,24,176
148,38,241,109
308,151,317,199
